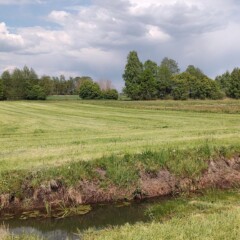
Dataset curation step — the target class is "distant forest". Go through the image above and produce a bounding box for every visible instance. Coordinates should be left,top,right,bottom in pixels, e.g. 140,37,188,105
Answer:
0,51,240,101
0,67,118,100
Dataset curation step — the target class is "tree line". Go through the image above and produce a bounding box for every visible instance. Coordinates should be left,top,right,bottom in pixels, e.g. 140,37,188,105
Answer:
123,51,240,100
1,54,240,101
0,67,118,101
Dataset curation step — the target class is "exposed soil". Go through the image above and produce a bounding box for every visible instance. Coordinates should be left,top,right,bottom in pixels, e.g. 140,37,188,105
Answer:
1,156,240,216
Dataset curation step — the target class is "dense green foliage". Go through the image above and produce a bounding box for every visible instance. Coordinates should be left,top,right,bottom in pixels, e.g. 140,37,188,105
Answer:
229,68,240,98
215,71,231,94
216,68,240,99
137,60,158,100
123,51,239,100
26,85,47,100
157,57,179,98
102,89,119,100
79,79,102,99
172,72,223,100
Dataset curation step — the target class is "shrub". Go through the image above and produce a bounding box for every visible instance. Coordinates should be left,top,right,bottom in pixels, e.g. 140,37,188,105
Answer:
79,80,102,99
102,89,119,100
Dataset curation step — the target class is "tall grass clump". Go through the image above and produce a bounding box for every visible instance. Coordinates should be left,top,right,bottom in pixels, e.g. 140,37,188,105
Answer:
97,154,139,187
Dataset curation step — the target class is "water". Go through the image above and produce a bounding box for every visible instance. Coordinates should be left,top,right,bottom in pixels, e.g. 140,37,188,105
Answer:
2,200,157,240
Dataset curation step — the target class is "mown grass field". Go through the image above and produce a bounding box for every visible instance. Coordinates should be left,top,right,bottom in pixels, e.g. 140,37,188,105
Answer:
0,99,240,172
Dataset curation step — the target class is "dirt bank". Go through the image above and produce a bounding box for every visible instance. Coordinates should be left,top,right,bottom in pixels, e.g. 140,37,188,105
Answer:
1,156,240,215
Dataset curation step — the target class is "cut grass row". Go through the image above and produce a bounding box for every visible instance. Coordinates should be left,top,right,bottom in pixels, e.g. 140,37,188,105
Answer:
59,98,240,113
47,96,240,114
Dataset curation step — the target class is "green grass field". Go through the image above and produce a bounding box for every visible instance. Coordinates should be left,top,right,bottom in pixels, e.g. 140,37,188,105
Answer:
0,99,240,172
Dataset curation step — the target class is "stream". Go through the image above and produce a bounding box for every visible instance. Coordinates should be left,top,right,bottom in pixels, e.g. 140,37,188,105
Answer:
1,198,164,240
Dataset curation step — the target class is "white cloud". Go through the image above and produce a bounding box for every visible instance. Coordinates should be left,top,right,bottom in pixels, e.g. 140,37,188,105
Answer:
0,22,24,52
17,26,72,55
147,25,171,42
49,11,70,25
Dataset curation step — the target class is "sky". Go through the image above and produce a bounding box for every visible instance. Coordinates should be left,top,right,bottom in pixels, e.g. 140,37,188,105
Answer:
0,0,240,90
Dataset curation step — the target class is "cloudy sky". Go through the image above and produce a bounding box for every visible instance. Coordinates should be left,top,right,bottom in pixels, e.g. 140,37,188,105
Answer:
0,0,240,89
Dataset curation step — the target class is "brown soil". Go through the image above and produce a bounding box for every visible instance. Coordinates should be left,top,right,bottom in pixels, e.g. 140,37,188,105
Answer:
1,156,240,215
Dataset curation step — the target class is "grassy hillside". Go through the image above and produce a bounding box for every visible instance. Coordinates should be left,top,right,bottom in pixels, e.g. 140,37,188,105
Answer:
0,100,240,172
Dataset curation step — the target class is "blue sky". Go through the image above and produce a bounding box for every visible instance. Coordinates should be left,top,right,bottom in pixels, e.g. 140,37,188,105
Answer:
0,1,89,28
1,0,240,90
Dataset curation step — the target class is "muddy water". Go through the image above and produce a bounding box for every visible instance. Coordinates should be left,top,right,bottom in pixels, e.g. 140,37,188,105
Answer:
2,199,162,240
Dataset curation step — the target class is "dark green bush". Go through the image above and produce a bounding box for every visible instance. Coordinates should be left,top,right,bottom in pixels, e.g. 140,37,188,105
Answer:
26,85,47,100
79,80,102,99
